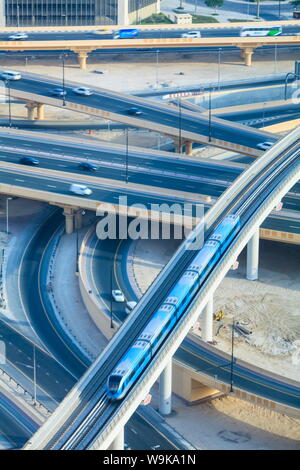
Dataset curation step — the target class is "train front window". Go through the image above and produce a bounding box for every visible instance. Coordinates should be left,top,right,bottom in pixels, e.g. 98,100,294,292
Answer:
108,375,122,391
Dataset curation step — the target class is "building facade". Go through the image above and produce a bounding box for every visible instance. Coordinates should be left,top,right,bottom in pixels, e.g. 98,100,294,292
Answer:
1,0,159,27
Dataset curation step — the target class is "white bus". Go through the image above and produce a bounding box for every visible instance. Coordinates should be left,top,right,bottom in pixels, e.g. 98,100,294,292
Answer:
239,25,282,37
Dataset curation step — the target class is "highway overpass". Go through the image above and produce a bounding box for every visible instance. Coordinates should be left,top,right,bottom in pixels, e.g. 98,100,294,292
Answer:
1,72,276,156
0,19,300,67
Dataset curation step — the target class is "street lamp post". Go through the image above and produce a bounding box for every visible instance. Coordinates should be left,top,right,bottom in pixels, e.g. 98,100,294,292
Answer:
262,102,266,128
16,1,20,28
155,50,159,88
208,86,213,142
33,343,37,405
125,128,129,184
61,53,67,106
217,48,222,91
178,98,182,154
274,44,278,74
256,0,261,18
6,197,13,235
110,266,114,329
229,318,235,393
278,0,282,19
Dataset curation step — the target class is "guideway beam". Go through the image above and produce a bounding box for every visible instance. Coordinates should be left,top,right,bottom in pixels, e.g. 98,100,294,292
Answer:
108,428,124,450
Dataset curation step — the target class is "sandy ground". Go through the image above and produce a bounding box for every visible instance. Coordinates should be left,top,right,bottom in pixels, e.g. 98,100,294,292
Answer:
0,47,297,95
131,237,300,448
149,383,300,450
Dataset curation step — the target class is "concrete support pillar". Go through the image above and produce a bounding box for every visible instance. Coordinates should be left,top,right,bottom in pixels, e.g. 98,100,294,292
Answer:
77,51,88,70
240,47,254,66
159,359,172,415
74,210,83,230
156,0,161,13
118,0,129,25
201,296,213,342
246,228,260,281
185,140,193,156
36,103,45,120
63,207,74,234
25,103,36,120
109,428,124,450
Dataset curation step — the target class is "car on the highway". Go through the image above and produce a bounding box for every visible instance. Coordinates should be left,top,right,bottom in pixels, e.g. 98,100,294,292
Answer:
112,289,125,302
72,87,93,96
19,156,39,165
69,183,92,196
126,107,142,116
78,161,98,171
49,88,67,97
181,30,201,38
0,70,22,80
256,141,274,150
92,29,111,35
8,32,28,40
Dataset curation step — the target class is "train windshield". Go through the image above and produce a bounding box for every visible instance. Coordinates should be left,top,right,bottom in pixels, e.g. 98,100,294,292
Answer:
108,375,122,390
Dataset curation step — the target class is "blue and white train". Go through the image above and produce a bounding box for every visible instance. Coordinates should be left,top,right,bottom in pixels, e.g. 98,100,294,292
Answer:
107,214,240,400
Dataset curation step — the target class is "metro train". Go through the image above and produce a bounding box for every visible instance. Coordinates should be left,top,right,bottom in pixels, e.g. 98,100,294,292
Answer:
107,214,240,400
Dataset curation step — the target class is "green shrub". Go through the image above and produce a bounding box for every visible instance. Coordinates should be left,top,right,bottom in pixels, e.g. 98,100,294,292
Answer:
139,13,173,24
192,15,219,23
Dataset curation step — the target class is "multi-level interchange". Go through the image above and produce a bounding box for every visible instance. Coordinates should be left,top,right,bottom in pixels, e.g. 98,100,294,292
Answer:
0,2,299,451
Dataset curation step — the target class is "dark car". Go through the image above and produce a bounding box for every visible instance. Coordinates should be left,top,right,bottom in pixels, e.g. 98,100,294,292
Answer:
19,156,39,165
126,107,142,116
49,88,67,97
78,161,98,172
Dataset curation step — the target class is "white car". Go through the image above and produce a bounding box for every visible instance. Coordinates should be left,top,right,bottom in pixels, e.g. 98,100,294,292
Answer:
256,141,274,151
181,30,201,38
0,70,22,80
69,183,92,196
112,289,125,303
72,87,93,96
8,32,28,40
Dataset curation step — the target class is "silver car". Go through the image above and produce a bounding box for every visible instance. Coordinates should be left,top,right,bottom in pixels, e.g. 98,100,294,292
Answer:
8,32,28,40
72,87,93,96
0,70,22,80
